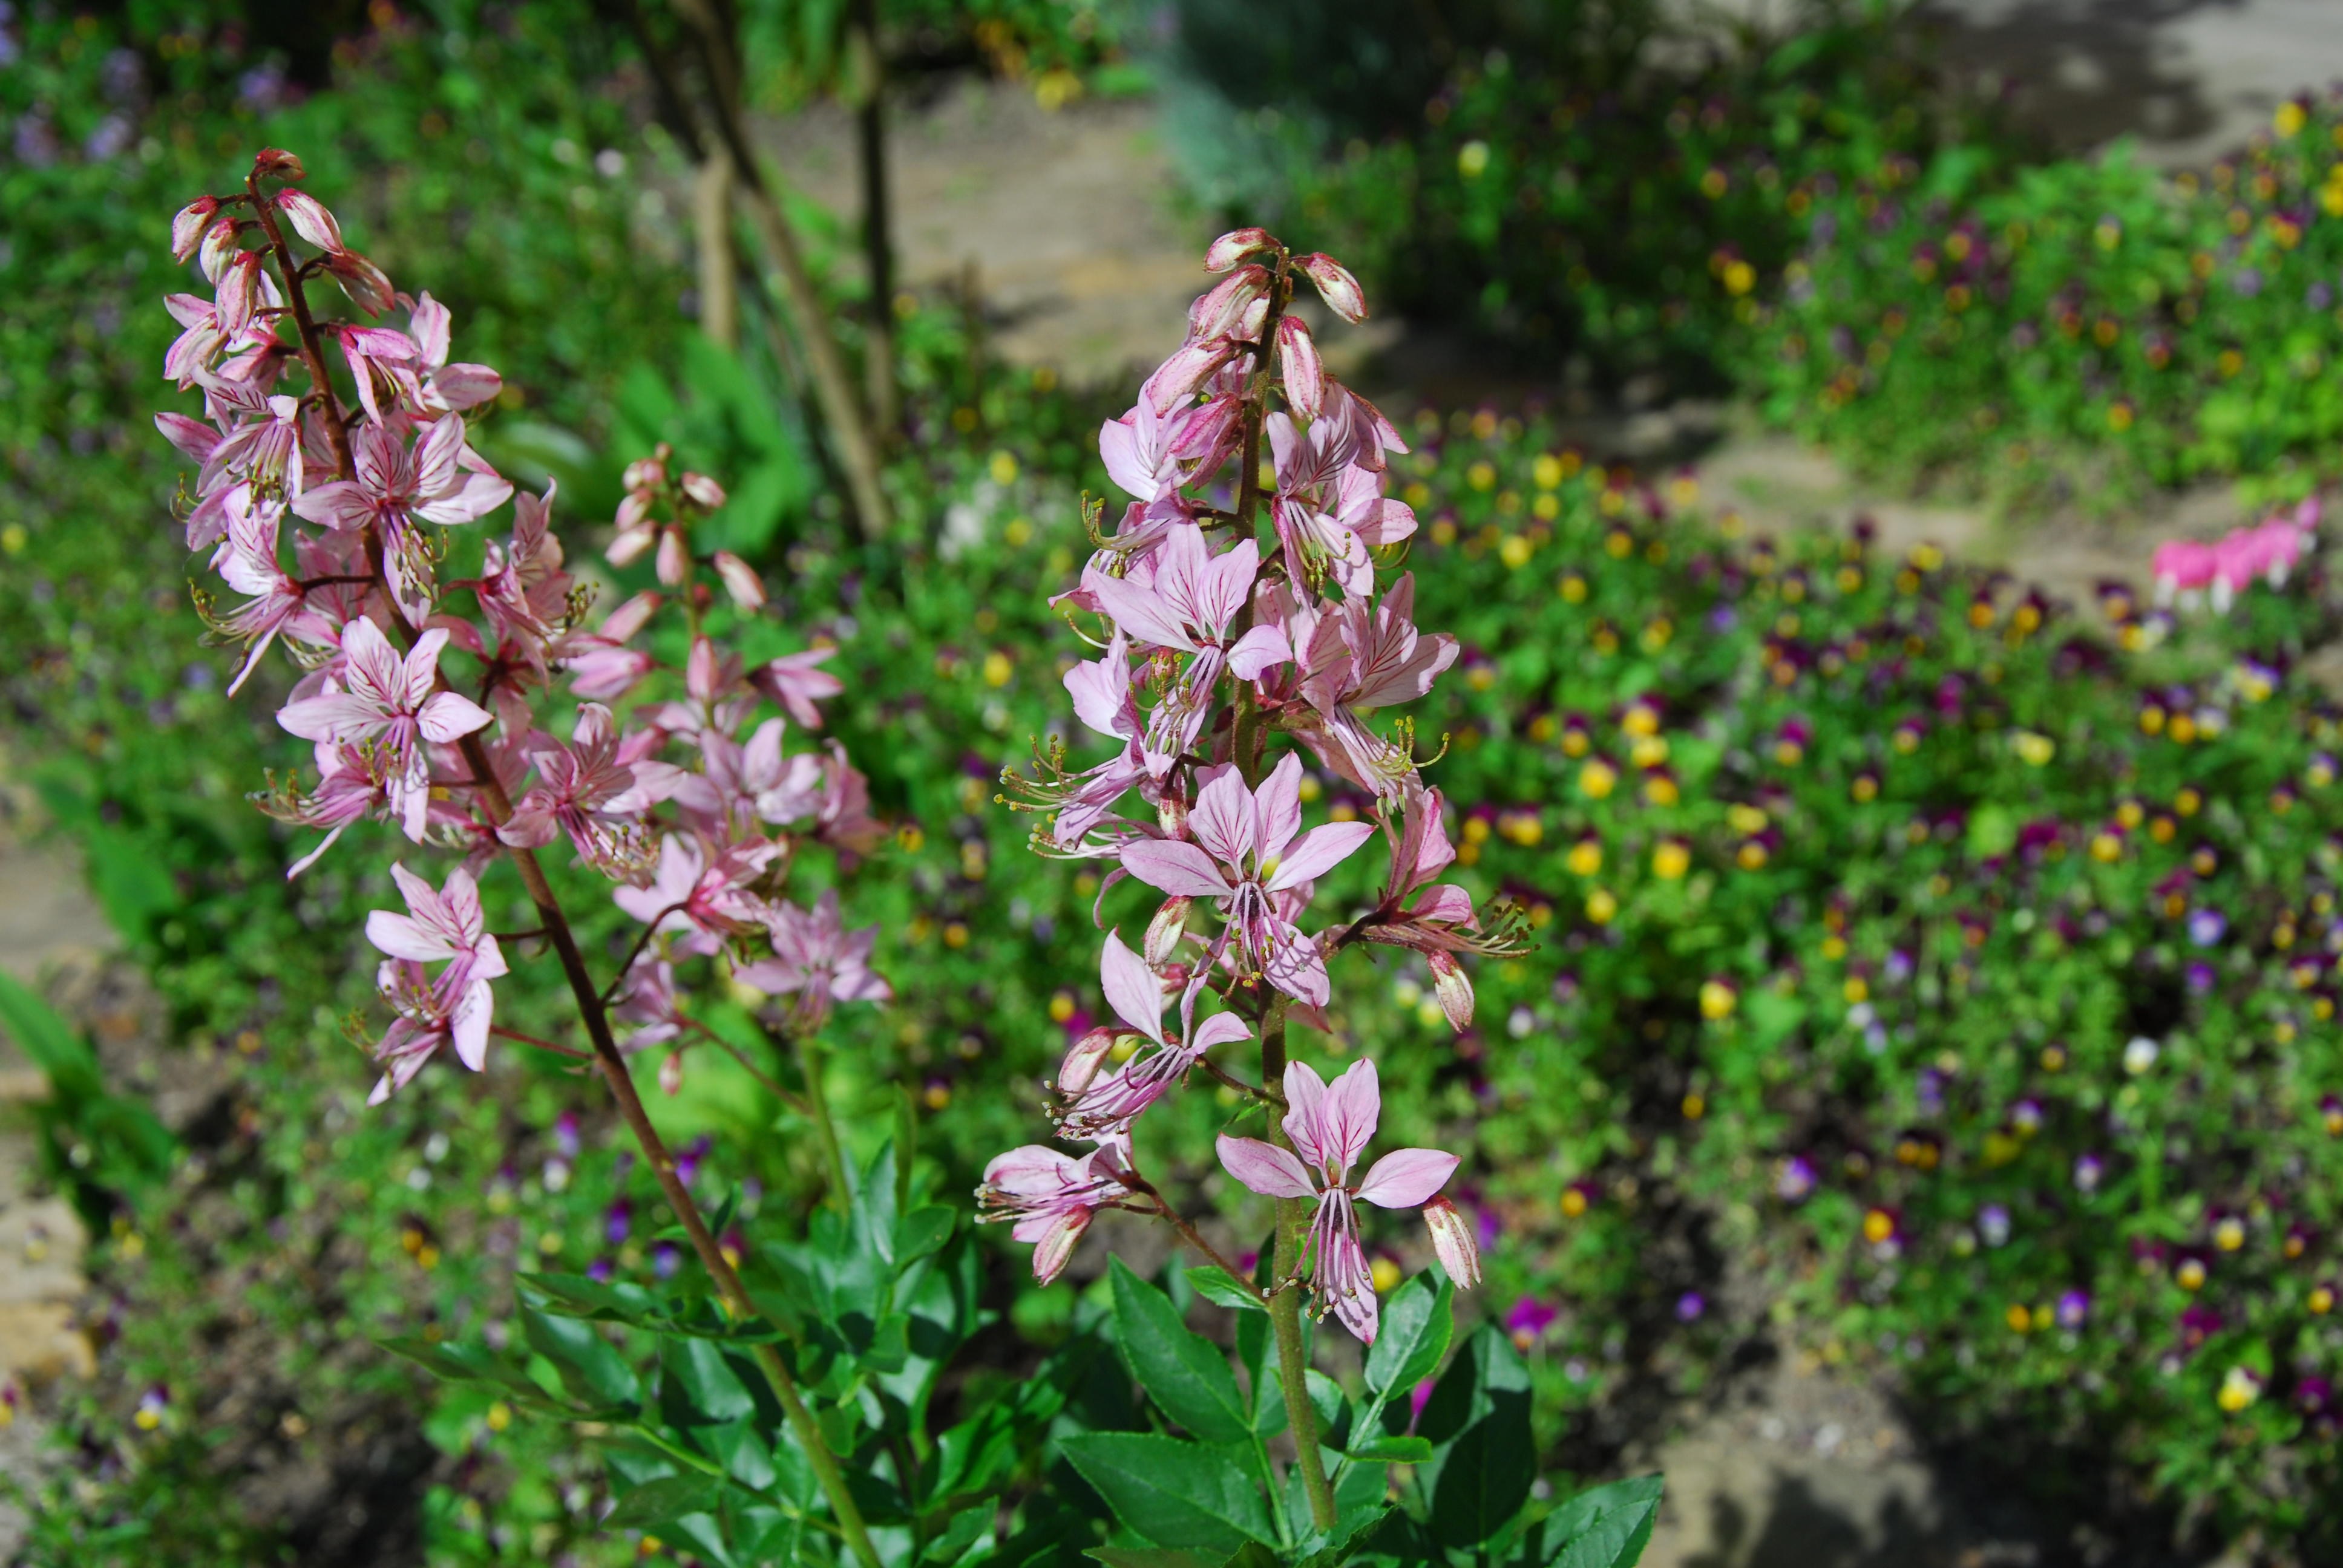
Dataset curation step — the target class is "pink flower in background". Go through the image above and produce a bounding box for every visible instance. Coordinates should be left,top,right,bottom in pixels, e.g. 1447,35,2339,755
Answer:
1215,1060,1459,1344
612,834,780,955
1118,754,1374,1006
976,1135,1132,1284
751,648,845,728
275,619,490,838
733,889,891,1028
1055,930,1251,1138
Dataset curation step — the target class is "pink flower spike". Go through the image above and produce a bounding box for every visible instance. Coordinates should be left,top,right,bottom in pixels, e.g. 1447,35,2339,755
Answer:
1298,253,1368,322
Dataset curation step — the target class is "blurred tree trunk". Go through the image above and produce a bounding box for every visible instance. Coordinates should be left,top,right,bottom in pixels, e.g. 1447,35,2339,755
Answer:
846,0,896,442
693,156,738,351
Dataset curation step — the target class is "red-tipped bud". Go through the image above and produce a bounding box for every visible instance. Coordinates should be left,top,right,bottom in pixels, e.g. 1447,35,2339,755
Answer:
1299,252,1368,322
1032,1210,1090,1285
712,550,766,610
1276,316,1324,419
623,455,667,494
275,189,343,252
1188,264,1270,342
171,197,220,263
680,471,727,509
655,526,691,587
323,248,396,316
1423,1197,1481,1289
251,147,307,181
216,250,263,335
1204,227,1274,273
1428,950,1474,1031
1144,896,1192,967
1156,792,1189,838
659,1050,684,1096
1057,1027,1118,1096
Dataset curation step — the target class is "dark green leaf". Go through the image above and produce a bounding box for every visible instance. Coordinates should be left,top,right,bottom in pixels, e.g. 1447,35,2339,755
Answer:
1109,1258,1251,1443
1543,1474,1664,1568
603,1473,723,1531
1345,1435,1433,1464
1421,1327,1535,1549
1059,1433,1275,1553
1083,1552,1223,1568
1363,1272,1451,1397
1183,1266,1267,1315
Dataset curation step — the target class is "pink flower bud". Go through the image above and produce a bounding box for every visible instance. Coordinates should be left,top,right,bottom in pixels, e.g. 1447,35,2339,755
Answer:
712,551,766,610
1144,896,1191,968
600,590,662,642
1423,1196,1481,1289
323,248,396,316
1188,265,1269,342
251,148,307,181
216,251,263,335
1276,316,1325,419
171,197,220,263
1057,1026,1118,1096
1204,227,1274,273
1299,252,1368,323
655,527,691,587
197,218,243,283
623,456,667,494
606,521,656,567
1428,951,1474,1031
660,1051,684,1096
680,471,727,509
275,190,343,252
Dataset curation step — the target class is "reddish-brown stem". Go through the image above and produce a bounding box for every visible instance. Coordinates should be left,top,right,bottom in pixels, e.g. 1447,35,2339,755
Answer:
1115,1168,1258,1289
491,1024,592,1061
251,198,885,1568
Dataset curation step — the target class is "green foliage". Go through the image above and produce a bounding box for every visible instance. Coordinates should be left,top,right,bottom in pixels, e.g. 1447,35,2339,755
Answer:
0,972,177,1227
1736,93,2343,505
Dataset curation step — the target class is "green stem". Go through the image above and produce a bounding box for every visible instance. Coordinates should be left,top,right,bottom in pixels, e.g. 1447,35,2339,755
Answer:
1259,1000,1336,1531
795,1027,853,1212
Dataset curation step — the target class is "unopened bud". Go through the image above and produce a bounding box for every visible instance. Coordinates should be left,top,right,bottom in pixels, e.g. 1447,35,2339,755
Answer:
605,521,655,567
1057,1027,1118,1096
1188,265,1269,342
275,190,343,252
655,527,691,587
198,217,244,283
1156,793,1189,838
1423,1196,1481,1290
601,589,662,641
323,247,396,316
251,147,307,181
171,197,220,263
1428,950,1474,1031
712,550,766,610
1276,316,1324,419
1298,252,1368,323
659,1050,684,1096
1204,227,1274,273
680,471,727,509
1144,896,1191,967
217,251,263,335
622,455,667,494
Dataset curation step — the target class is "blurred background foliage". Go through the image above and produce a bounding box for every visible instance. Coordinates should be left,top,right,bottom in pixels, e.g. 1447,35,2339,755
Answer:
13,0,2343,1563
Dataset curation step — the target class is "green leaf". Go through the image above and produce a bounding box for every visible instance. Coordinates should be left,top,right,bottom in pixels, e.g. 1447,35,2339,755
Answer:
1058,1433,1275,1553
1543,1474,1664,1568
0,970,99,1096
521,1309,640,1408
1183,1266,1267,1315
1083,1552,1224,1568
1363,1271,1451,1397
661,1336,755,1425
1344,1435,1433,1464
1420,1327,1535,1549
1109,1258,1251,1443
603,1473,724,1532
378,1336,560,1407
896,1204,956,1269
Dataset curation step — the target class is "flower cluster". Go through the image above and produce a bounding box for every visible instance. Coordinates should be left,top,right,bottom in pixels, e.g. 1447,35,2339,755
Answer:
2149,497,2318,612
981,232,1524,1344
156,149,886,1105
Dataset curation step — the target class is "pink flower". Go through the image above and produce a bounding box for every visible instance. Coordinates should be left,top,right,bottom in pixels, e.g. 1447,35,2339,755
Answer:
404,292,503,414
499,703,675,874
205,492,330,693
733,889,891,1028
275,618,491,840
1215,1059,1458,1344
614,953,686,1051
612,834,779,955
1083,523,1257,655
1267,397,1416,596
750,648,844,729
1117,754,1374,1007
975,1134,1131,1284
1288,577,1457,795
290,415,512,597
362,863,508,1103
1055,930,1250,1138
